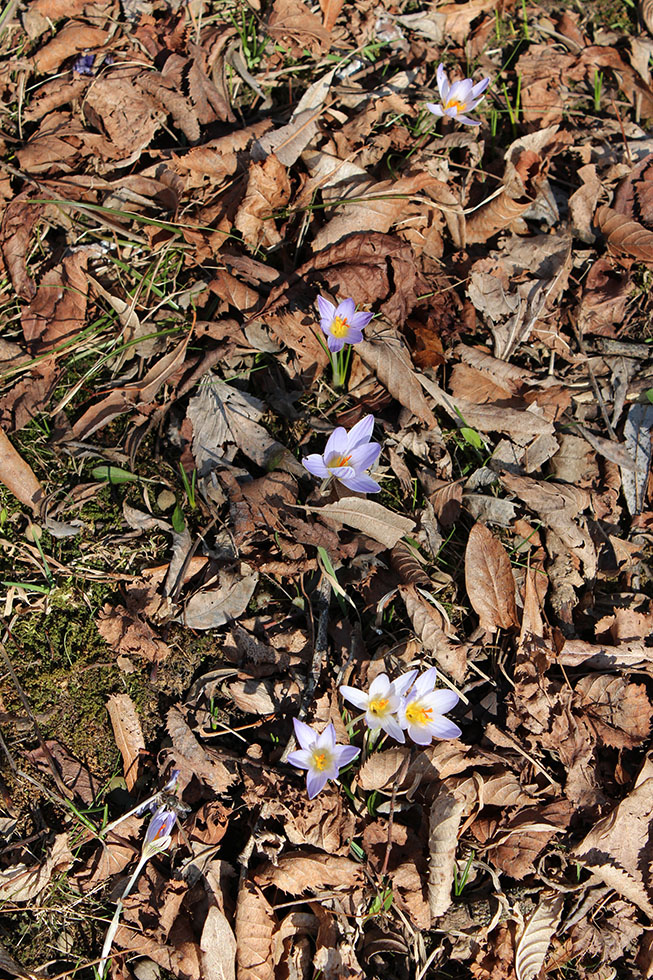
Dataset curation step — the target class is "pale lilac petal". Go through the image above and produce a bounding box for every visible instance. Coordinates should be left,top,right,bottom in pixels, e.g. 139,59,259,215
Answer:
346,414,375,451
328,464,356,479
382,716,406,743
471,76,490,98
287,748,313,770
340,473,381,494
368,674,391,698
315,723,337,751
335,298,356,321
324,427,347,459
436,64,448,100
426,102,444,117
328,334,345,353
444,105,460,118
365,711,384,730
302,454,329,478
317,296,336,325
306,769,329,798
425,688,460,714
340,685,369,710
427,717,462,740
412,667,438,698
392,669,419,697
406,724,433,746
347,442,381,473
456,113,481,126
292,718,317,751
334,744,360,768
349,310,373,330
344,328,364,346
451,78,474,102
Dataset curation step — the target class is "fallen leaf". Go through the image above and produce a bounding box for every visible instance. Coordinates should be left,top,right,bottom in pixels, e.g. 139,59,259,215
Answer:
0,834,73,903
235,880,276,980
0,428,43,510
515,892,564,980
313,497,415,549
106,694,145,792
179,568,258,630
32,23,109,73
201,906,237,980
621,404,653,515
234,155,291,249
399,585,467,682
428,780,475,919
464,523,518,632
596,205,653,265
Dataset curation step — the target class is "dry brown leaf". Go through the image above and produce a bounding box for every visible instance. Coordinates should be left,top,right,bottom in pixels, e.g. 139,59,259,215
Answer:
229,676,299,714
314,497,415,549
644,0,653,33
399,585,467,683
267,0,330,56
240,885,311,979
201,906,237,980
106,693,145,792
21,250,91,350
0,834,73,903
319,0,344,31
428,780,476,919
575,675,653,749
573,758,653,917
0,428,43,511
209,270,261,313
83,70,167,159
180,568,259,630
166,706,238,795
32,23,109,73
356,319,439,428
596,205,653,265
357,747,411,791
97,601,171,664
76,815,142,891
257,851,363,893
234,155,291,249
515,892,564,980
0,194,45,300
465,523,518,633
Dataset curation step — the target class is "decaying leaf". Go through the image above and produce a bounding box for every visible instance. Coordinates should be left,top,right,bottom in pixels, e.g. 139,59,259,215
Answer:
464,523,518,633
313,498,415,549
179,567,259,630
515,892,564,980
0,428,43,510
106,693,146,791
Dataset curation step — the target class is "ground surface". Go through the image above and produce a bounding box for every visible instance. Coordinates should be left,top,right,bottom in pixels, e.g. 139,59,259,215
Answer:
0,0,653,977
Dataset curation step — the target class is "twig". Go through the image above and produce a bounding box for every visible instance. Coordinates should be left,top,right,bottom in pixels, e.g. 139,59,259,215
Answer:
568,318,618,441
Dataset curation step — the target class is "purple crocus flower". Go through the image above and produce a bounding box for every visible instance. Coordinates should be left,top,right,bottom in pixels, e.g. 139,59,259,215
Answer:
73,53,96,75
287,719,360,798
302,414,381,494
426,64,491,127
317,296,373,353
141,804,176,858
397,667,462,746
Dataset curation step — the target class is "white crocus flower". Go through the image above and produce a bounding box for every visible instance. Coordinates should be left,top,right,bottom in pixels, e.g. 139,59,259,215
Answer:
340,669,418,744
398,667,462,746
287,719,360,798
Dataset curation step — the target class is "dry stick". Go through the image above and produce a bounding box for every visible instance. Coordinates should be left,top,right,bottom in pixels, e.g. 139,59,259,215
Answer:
381,749,412,878
280,575,332,763
568,318,618,441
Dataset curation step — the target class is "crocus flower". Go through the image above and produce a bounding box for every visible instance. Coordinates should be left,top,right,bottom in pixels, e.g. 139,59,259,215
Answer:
340,669,418,743
73,53,96,75
287,719,360,798
302,414,381,493
317,296,373,353
426,65,491,127
397,667,462,746
141,804,177,859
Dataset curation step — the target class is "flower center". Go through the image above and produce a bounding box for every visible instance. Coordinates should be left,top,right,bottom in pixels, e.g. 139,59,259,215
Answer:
327,453,353,469
405,702,433,726
330,315,350,338
369,697,390,716
312,750,330,771
445,98,466,113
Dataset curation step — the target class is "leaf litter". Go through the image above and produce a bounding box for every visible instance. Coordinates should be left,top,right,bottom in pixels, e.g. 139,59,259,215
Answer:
0,0,653,978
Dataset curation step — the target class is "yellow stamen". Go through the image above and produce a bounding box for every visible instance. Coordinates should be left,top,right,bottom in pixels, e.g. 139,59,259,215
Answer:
328,453,353,469
445,98,466,112
313,751,328,771
331,315,350,339
369,697,390,716
405,702,432,726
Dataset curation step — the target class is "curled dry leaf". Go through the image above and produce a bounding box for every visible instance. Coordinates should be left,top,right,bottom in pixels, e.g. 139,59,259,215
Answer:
201,905,237,980
399,585,467,683
464,523,518,633
179,568,259,630
643,0,653,33
234,155,291,249
256,851,363,894
0,429,43,511
596,206,653,265
357,747,411,792
0,834,73,903
515,892,564,980
32,24,109,73
428,780,475,919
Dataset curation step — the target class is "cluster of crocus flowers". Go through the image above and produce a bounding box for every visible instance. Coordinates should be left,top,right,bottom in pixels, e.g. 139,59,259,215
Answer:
426,64,491,127
287,718,360,798
302,414,381,494
341,666,461,747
